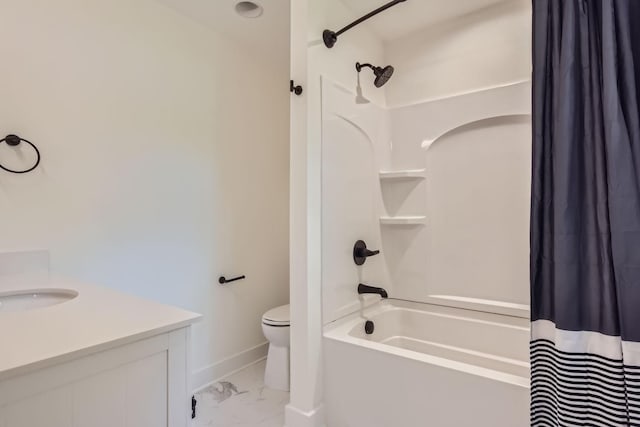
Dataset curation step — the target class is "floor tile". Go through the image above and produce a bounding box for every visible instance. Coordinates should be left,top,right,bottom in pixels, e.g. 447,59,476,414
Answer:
194,360,289,427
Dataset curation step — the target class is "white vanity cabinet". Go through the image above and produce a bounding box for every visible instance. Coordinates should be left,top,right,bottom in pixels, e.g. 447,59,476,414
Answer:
0,327,191,427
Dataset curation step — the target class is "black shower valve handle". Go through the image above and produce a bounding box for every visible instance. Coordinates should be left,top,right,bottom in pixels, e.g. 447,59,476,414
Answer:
359,248,380,258
353,240,380,266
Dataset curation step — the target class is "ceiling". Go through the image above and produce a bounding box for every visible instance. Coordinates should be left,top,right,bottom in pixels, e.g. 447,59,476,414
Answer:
157,0,290,66
340,0,513,41
156,0,515,66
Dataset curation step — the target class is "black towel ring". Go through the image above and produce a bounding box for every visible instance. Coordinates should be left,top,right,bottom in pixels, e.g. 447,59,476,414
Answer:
0,134,41,174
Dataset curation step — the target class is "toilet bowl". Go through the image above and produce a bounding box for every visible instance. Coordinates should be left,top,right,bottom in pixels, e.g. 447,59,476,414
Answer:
261,304,290,391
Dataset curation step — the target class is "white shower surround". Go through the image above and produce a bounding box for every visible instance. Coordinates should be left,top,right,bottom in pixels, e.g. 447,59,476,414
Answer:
324,300,530,426
389,81,532,308
321,77,532,424
321,78,532,324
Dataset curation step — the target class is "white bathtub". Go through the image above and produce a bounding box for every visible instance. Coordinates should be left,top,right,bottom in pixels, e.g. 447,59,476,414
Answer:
323,299,530,427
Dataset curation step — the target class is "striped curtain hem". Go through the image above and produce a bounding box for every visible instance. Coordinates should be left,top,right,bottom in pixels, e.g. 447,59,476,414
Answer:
531,338,640,426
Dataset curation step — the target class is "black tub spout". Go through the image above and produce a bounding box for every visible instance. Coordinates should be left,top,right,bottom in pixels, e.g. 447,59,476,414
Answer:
358,283,388,299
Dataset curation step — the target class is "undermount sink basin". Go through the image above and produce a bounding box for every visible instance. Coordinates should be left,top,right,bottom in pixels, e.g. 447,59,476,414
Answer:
0,289,78,312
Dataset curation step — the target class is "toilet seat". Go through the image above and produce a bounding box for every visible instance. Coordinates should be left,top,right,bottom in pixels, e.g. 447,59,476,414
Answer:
262,304,290,327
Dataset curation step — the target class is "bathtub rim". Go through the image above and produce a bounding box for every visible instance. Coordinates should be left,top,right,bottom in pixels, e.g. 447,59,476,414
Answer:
421,295,529,318
323,299,530,389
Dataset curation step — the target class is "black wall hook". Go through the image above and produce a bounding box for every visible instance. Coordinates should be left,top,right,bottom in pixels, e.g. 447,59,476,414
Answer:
0,134,41,174
290,80,303,96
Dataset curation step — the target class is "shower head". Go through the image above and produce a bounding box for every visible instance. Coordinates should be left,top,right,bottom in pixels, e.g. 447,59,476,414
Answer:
356,62,395,88
374,65,394,87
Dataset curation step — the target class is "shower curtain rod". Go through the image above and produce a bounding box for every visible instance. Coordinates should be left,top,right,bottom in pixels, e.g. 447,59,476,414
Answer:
323,0,408,48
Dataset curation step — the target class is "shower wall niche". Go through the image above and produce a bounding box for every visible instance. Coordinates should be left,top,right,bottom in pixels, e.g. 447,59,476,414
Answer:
321,78,531,323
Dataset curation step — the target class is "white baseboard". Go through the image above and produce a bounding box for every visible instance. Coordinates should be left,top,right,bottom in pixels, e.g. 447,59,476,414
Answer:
191,341,269,392
285,403,325,427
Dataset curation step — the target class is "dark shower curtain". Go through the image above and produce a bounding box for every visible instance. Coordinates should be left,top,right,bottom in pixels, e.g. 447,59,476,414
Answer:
531,1,640,426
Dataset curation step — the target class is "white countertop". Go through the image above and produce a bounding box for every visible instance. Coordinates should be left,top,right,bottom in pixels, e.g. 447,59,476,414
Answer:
0,276,201,380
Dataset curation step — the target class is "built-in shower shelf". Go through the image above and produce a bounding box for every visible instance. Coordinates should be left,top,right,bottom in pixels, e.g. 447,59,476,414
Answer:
379,169,426,180
380,216,426,225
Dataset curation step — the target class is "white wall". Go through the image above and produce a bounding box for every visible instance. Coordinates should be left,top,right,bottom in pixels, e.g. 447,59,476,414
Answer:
0,0,289,389
384,0,531,106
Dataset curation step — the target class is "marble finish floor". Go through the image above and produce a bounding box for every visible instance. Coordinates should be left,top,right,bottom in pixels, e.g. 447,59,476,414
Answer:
194,360,289,427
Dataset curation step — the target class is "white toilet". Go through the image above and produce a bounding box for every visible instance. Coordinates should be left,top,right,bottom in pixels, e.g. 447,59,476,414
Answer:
261,304,290,391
